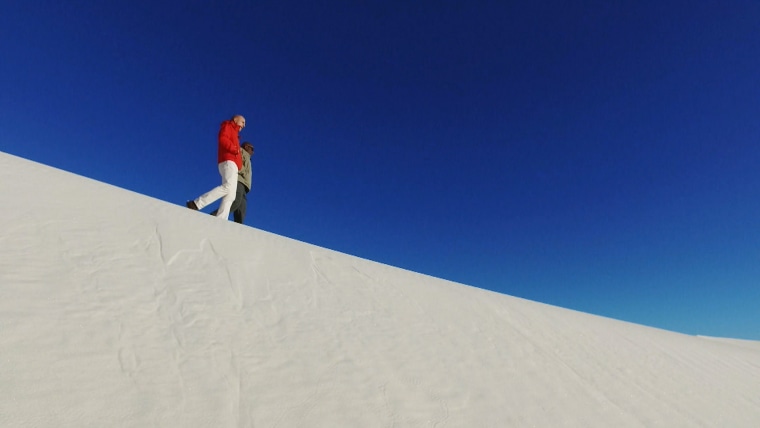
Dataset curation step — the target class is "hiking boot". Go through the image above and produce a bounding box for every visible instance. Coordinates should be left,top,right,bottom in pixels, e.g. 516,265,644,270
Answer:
186,200,199,210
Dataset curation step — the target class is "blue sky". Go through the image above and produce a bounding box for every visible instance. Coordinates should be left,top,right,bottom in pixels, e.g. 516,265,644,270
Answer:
2,0,759,340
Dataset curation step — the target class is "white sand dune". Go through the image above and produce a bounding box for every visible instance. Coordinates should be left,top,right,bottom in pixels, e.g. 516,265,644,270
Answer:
1,151,759,427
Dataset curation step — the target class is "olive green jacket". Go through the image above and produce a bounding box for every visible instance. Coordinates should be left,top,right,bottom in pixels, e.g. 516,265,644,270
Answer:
238,150,252,191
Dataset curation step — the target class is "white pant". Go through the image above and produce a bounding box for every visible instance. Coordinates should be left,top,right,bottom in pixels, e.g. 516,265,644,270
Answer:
194,160,238,219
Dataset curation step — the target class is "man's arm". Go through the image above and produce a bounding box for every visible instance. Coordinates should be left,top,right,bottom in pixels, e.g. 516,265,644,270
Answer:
218,122,239,154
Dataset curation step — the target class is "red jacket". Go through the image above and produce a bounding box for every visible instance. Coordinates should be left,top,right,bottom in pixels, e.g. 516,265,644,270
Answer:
217,120,242,170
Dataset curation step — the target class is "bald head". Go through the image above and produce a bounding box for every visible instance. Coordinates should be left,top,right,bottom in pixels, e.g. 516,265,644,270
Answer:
232,115,246,130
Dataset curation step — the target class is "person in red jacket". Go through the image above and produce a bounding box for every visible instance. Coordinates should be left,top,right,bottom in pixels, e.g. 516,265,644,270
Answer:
186,115,246,220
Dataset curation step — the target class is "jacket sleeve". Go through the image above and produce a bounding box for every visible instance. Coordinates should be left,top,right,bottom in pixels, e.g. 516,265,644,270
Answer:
218,123,239,155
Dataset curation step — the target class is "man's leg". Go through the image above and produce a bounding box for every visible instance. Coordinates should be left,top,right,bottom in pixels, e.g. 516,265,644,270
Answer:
234,189,247,224
215,182,245,219
214,161,238,219
194,161,237,211
227,182,245,220
230,181,246,224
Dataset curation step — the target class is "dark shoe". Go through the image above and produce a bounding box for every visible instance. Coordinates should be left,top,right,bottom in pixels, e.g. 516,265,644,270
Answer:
186,200,199,210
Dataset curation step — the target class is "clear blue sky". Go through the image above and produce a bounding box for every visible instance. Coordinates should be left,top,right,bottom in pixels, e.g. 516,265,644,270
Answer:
2,1,759,340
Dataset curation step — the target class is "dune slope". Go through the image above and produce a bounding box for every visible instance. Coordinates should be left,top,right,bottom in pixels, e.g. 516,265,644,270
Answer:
1,151,759,427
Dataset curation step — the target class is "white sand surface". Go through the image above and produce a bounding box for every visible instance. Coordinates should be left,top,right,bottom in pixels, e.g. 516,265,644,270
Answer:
1,151,759,427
